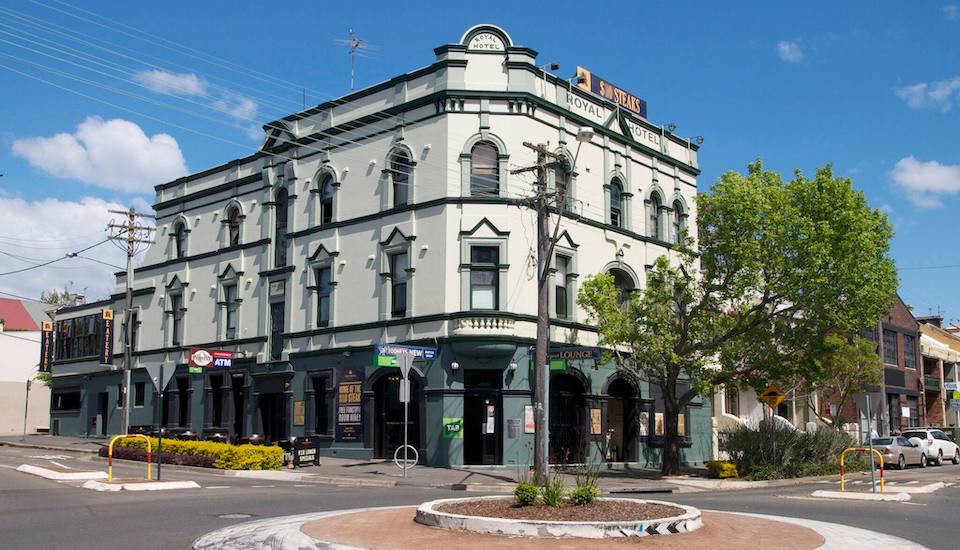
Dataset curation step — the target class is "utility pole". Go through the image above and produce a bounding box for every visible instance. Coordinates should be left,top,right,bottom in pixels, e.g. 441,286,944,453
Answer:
108,207,156,435
512,142,567,481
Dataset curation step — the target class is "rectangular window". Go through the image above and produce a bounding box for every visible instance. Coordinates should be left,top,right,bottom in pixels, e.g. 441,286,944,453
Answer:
470,246,499,310
224,284,239,340
134,382,145,407
54,314,103,361
316,267,332,327
882,329,898,365
903,334,917,369
270,301,285,360
390,252,409,318
52,391,81,411
555,255,570,318
171,294,184,346
907,396,919,427
117,384,124,408
724,387,739,417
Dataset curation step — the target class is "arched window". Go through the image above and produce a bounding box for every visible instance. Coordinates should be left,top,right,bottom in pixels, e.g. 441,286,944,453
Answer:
554,159,571,211
274,188,289,267
172,220,187,259
672,200,684,244
470,142,499,196
319,174,334,225
609,179,624,228
649,192,662,239
226,206,241,247
390,150,411,207
609,268,634,305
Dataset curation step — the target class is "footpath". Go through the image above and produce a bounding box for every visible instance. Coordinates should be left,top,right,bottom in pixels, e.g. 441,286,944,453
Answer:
0,434,833,494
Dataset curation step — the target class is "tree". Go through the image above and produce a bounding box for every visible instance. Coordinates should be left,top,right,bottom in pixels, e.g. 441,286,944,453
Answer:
40,288,71,306
578,161,897,475
798,334,882,429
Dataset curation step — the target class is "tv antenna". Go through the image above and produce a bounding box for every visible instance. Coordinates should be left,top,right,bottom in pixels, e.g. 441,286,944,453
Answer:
336,29,377,91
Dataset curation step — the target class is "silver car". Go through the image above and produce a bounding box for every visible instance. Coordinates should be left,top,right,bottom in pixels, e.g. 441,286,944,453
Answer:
870,436,927,469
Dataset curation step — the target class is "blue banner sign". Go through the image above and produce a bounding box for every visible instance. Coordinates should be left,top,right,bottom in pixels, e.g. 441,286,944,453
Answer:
576,66,647,119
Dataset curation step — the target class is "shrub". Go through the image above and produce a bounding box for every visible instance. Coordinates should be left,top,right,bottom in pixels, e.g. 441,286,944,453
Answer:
569,485,598,506
112,437,282,470
705,460,738,479
540,473,566,508
513,482,539,506
99,446,216,468
723,423,859,480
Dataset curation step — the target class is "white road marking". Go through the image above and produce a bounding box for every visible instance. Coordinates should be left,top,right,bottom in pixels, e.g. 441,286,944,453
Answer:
250,485,275,488
294,484,313,488
205,486,231,489
49,461,69,469
27,455,70,460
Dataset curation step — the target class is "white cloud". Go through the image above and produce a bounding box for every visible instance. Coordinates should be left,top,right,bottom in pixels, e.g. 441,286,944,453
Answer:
213,92,258,120
945,4,959,21
891,156,960,208
0,196,138,301
777,40,804,63
895,76,960,111
11,117,188,194
132,69,206,96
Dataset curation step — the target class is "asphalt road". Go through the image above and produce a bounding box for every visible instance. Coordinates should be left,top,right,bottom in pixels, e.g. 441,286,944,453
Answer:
1,444,958,549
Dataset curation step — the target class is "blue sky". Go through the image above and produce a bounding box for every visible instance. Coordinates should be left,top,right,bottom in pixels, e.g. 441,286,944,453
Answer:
0,0,958,322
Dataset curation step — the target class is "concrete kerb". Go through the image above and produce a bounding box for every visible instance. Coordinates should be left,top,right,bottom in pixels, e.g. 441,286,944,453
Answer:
415,496,702,538
81,479,201,492
0,440,99,454
16,464,107,481
810,489,911,501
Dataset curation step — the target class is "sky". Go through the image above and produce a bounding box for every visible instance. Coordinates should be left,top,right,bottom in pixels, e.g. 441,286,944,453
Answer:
0,0,957,322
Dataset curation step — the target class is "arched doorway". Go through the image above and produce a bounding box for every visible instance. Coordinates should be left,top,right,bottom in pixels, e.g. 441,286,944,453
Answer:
606,377,638,462
373,372,421,459
550,372,587,464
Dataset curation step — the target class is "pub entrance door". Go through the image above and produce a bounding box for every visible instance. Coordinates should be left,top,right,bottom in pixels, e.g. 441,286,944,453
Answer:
464,370,502,465
258,393,288,444
373,372,420,458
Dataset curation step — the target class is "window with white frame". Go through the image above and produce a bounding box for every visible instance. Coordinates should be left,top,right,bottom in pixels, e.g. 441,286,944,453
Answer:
469,246,499,310
172,220,188,259
672,201,684,244
169,292,184,346
609,268,634,305
223,283,239,340
226,205,242,247
315,266,333,327
470,142,500,196
554,255,572,318
274,188,290,267
319,174,335,225
609,179,624,228
554,159,571,211
388,252,409,318
270,301,284,360
389,150,412,207
648,192,662,239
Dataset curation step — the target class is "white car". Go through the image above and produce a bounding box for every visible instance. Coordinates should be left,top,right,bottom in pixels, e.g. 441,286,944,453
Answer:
900,429,960,466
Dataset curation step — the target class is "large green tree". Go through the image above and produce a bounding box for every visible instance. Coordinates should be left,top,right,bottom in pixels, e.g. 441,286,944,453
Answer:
578,161,897,474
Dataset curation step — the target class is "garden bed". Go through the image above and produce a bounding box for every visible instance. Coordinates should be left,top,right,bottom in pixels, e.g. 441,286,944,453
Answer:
436,498,684,522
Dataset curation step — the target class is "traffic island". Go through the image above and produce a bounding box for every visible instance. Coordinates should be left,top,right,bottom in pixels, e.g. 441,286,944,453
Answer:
415,496,700,537
81,478,201,492
810,489,911,502
16,464,107,481
299,507,826,549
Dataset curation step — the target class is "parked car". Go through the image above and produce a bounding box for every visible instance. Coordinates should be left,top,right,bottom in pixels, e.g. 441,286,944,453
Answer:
900,429,960,466
870,437,926,469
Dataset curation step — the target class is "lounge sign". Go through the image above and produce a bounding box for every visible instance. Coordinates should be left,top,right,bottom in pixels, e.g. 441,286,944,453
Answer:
576,66,648,119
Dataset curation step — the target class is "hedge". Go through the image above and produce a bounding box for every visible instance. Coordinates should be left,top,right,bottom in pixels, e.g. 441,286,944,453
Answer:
99,445,216,468
112,437,282,470
705,460,738,479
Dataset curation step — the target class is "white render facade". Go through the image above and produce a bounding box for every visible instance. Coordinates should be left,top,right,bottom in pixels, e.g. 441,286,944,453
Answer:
50,25,711,467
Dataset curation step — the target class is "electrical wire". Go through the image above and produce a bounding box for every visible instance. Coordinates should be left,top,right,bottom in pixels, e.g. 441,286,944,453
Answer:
0,239,109,276
0,331,42,343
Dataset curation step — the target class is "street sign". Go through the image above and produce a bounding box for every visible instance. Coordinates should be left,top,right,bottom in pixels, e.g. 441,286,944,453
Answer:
396,354,414,379
144,362,176,393
399,378,411,403
759,384,785,409
374,343,437,360
945,381,959,391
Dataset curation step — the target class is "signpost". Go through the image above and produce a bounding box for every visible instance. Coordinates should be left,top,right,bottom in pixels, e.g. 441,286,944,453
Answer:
373,342,436,477
759,385,785,466
145,362,175,480
854,391,883,493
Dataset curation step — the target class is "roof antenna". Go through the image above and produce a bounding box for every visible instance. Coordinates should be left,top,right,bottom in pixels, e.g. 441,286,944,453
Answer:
336,29,377,91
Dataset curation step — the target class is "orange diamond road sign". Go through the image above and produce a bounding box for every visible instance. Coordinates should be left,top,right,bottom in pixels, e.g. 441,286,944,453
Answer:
759,384,786,409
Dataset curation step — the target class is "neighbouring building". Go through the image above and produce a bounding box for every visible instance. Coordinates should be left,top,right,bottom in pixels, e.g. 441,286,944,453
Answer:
918,315,960,428
47,24,711,468
0,298,52,435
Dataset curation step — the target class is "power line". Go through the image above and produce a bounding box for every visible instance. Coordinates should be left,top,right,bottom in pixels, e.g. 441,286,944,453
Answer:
0,331,41,343
0,239,109,276
900,264,960,271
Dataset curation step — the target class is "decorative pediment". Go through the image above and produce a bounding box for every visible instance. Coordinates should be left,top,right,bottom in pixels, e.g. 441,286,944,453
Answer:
261,123,296,151
379,227,415,247
165,274,187,289
307,243,339,262
555,230,579,249
460,217,509,238
218,264,243,280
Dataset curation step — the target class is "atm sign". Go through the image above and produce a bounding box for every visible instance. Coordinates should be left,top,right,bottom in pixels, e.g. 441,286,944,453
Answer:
189,348,234,369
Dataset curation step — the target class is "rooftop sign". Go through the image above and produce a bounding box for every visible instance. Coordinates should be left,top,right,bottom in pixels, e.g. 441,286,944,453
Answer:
576,66,648,119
